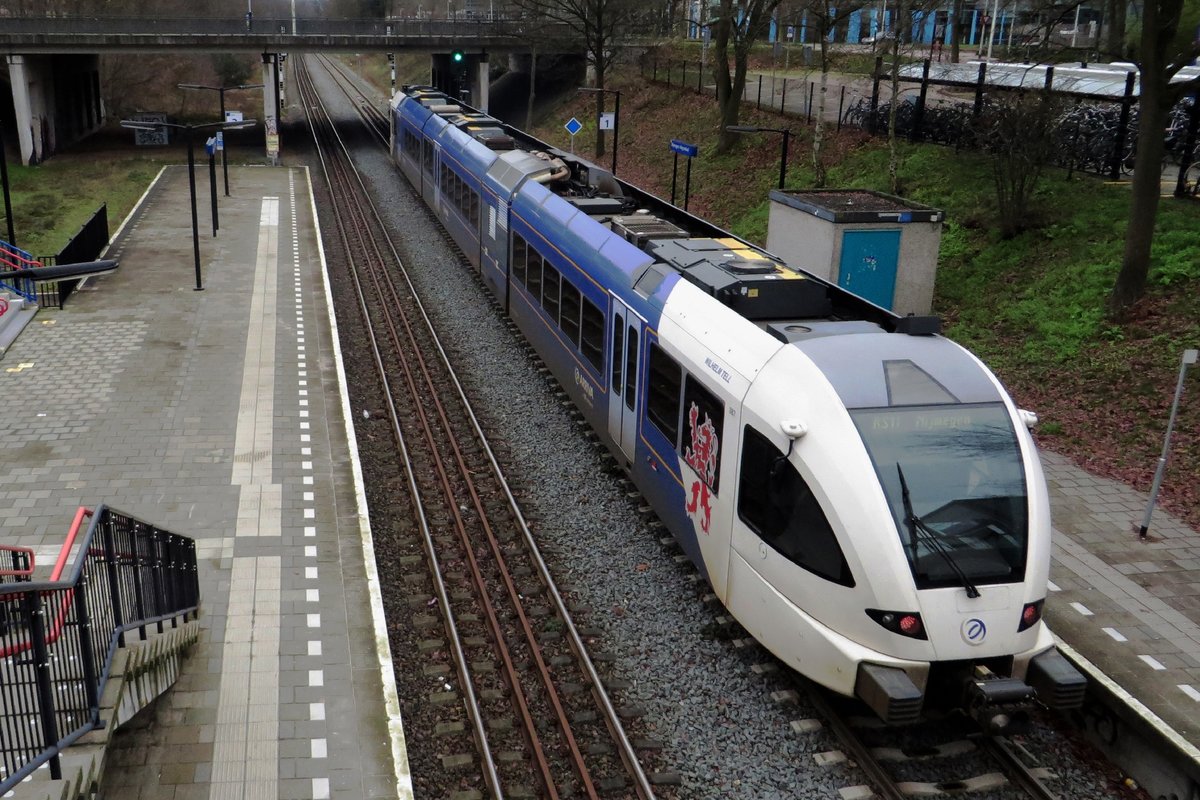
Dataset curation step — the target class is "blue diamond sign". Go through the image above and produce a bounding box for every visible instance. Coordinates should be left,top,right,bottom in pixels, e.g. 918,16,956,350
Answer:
564,117,583,136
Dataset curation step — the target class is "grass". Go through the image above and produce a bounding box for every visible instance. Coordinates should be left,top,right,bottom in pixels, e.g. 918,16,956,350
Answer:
531,68,1200,526
5,153,167,258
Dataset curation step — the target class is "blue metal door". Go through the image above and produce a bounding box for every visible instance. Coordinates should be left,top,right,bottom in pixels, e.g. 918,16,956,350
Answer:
838,229,901,309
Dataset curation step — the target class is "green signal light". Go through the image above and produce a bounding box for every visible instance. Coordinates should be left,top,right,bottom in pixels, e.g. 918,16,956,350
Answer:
452,50,465,63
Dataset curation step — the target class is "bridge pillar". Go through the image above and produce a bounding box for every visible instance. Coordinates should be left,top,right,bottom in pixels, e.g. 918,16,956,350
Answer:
6,55,52,165
261,53,281,164
472,54,490,113
5,54,102,165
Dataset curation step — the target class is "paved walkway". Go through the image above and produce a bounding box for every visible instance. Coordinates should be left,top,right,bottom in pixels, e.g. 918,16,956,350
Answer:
1041,450,1200,746
0,164,405,800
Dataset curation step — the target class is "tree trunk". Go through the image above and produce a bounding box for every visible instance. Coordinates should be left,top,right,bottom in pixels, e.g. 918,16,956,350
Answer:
812,33,830,187
950,0,961,62
594,85,606,158
1104,0,1127,59
887,5,903,193
526,49,537,130
1108,9,1166,316
713,9,737,154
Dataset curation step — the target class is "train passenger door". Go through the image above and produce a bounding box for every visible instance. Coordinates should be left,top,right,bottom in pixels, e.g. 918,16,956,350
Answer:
607,297,640,464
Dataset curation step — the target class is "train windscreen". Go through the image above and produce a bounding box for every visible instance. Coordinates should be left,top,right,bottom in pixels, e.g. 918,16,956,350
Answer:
851,403,1028,590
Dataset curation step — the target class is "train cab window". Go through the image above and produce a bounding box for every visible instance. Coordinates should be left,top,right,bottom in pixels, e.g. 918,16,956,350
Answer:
681,376,724,493
738,426,854,587
542,264,562,323
646,343,681,446
580,297,604,372
527,252,543,301
512,235,528,284
560,282,582,347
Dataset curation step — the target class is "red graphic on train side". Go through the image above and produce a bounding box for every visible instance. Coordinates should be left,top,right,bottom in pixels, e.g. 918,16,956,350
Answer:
684,402,719,534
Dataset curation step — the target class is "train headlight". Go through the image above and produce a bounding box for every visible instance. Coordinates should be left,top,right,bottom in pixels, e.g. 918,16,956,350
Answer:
1018,599,1044,631
866,608,928,640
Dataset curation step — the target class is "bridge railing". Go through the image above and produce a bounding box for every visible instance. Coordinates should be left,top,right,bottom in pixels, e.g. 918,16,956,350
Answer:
0,505,200,794
0,15,548,40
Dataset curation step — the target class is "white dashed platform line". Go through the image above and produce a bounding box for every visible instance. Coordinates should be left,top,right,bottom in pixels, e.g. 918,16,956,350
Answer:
1179,685,1200,702
1103,627,1127,642
1070,602,1093,616
1046,580,1061,592
1140,655,1167,671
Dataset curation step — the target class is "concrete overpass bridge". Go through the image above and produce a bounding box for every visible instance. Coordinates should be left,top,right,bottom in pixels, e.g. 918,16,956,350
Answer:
0,15,575,163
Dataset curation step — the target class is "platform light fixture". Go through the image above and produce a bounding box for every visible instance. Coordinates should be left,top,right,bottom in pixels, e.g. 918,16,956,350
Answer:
120,118,256,291
178,83,265,196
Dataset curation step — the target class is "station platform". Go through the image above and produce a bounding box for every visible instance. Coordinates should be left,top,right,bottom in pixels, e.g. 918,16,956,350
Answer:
0,165,406,800
1,159,1199,799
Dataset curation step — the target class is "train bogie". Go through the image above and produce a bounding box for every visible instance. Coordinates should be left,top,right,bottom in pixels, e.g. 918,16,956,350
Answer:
389,85,1086,730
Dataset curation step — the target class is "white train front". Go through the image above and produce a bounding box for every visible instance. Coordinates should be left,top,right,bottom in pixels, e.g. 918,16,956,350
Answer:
389,85,1086,729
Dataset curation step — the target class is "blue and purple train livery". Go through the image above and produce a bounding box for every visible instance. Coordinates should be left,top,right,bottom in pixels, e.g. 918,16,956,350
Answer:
389,85,1086,730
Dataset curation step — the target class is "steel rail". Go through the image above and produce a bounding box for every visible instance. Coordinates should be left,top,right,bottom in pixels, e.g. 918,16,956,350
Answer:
979,735,1061,800
292,57,508,796
299,54,657,799
799,677,908,800
300,57,566,798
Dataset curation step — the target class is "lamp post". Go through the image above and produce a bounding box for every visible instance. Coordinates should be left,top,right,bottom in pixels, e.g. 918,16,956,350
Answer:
0,120,15,246
120,118,255,291
178,83,265,196
726,125,792,189
577,87,621,175
1138,348,1198,539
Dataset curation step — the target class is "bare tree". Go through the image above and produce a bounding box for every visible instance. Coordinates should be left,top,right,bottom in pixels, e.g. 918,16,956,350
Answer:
1108,0,1200,315
711,0,785,154
798,0,869,186
512,0,639,158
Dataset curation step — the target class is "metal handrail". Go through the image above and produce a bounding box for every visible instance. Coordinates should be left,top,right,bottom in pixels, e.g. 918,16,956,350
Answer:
0,241,40,303
0,505,200,792
0,546,34,579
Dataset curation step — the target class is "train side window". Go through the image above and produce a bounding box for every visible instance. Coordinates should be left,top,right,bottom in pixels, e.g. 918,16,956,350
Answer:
646,342,680,445
580,296,604,372
470,190,479,226
512,235,527,284
611,318,624,395
624,327,638,412
527,251,543,302
560,280,581,347
738,426,854,587
542,263,561,323
423,140,434,177
682,376,724,494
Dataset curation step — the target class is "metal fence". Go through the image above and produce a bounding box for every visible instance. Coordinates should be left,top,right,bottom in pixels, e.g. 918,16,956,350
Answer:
0,505,199,793
36,204,108,309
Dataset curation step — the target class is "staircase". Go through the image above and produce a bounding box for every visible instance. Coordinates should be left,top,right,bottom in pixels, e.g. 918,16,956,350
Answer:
0,288,38,357
0,240,40,358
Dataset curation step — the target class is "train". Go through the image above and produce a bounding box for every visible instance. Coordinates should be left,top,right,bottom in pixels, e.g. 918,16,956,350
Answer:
388,85,1086,730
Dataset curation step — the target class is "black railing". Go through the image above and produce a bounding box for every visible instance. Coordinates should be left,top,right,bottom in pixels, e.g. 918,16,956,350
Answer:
37,204,108,309
0,505,199,793
0,14,562,42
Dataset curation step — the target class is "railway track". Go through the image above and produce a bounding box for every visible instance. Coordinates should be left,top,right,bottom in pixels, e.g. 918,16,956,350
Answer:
726,626,1066,799
292,55,661,799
